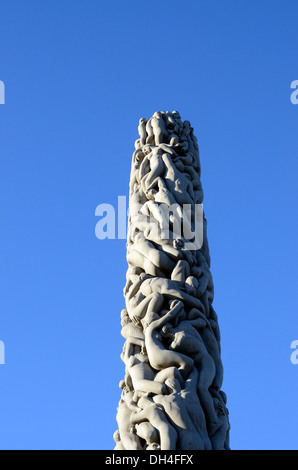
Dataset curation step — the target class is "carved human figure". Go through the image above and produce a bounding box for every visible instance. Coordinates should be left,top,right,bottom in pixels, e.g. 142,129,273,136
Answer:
162,318,219,434
153,377,207,450
138,118,147,147
162,153,195,207
121,309,144,339
139,147,165,193
127,236,177,276
210,390,230,450
131,396,177,450
139,275,205,312
144,300,194,380
150,112,168,145
124,273,164,326
116,386,143,450
125,352,168,396
188,308,224,391
113,430,125,450
135,422,159,448
182,368,212,449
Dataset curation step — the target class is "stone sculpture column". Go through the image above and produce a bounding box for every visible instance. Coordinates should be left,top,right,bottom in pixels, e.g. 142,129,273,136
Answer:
114,111,230,451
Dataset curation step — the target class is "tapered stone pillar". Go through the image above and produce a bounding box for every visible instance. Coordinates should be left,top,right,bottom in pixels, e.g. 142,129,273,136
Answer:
114,111,230,451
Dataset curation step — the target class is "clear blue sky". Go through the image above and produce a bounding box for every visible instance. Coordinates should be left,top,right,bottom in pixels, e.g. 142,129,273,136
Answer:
0,0,297,450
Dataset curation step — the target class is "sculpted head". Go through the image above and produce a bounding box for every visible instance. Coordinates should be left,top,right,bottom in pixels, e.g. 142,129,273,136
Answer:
119,380,126,390
185,276,199,296
113,430,121,443
133,149,145,169
145,188,156,201
161,324,174,340
153,332,162,342
121,309,130,327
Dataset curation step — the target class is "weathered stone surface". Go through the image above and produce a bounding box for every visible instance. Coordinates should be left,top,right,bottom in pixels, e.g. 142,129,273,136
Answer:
114,111,230,450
